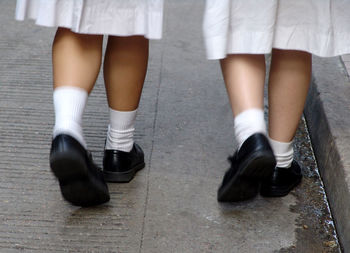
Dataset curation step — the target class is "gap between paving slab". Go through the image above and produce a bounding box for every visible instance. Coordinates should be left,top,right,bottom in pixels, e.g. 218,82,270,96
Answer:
305,56,350,252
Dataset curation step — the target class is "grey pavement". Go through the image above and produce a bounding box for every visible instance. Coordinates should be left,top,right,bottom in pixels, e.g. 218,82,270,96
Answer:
0,1,343,252
341,55,350,75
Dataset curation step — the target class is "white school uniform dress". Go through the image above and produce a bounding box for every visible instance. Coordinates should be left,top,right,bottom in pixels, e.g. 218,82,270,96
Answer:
203,0,350,59
16,0,164,39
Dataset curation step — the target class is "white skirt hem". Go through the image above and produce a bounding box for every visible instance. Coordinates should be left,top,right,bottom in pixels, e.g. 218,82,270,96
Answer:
204,30,350,59
203,0,350,59
16,0,163,40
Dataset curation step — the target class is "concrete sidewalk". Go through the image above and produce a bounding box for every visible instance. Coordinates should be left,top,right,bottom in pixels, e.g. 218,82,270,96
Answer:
0,1,342,252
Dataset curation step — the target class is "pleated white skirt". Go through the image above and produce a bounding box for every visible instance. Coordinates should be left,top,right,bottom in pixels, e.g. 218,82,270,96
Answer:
203,0,350,59
16,0,164,39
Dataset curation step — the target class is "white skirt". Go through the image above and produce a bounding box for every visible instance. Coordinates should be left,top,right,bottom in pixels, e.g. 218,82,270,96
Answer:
16,0,164,39
203,0,350,59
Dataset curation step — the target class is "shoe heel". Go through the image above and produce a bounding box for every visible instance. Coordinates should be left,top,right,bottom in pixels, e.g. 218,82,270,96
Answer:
103,162,145,183
243,151,276,180
50,150,87,182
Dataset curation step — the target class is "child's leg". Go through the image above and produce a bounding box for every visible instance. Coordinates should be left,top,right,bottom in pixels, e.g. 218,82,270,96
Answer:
102,36,148,182
220,54,267,148
104,35,148,152
104,35,148,112
268,49,311,143
217,55,275,202
52,28,103,147
268,49,311,166
50,28,109,207
262,49,311,197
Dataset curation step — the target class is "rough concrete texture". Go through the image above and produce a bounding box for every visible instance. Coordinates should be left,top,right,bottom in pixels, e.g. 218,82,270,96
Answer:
341,55,350,76
305,56,350,252
0,0,341,252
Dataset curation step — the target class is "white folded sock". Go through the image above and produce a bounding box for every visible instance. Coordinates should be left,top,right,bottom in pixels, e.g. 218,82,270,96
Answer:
53,86,88,148
234,108,267,148
105,108,137,152
269,138,294,168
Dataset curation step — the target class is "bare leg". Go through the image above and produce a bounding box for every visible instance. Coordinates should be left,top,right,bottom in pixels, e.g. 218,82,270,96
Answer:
103,35,149,111
52,28,103,92
260,49,311,198
268,49,312,142
220,54,267,148
52,28,104,146
102,36,149,183
217,54,276,202
50,28,109,206
220,54,266,116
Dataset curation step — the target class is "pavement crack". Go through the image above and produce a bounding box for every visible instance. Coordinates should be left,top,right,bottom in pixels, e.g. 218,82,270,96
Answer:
138,41,165,253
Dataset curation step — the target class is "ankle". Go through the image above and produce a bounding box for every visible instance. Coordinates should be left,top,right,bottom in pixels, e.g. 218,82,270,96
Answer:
234,108,266,148
269,137,293,168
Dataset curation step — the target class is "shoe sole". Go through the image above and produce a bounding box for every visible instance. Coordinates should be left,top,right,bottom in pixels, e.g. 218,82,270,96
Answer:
260,176,302,197
218,150,276,202
103,162,145,183
50,150,110,207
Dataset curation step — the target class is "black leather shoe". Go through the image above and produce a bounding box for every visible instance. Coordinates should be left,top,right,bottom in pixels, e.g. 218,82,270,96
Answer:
50,134,110,207
217,133,276,202
260,160,302,197
103,143,145,183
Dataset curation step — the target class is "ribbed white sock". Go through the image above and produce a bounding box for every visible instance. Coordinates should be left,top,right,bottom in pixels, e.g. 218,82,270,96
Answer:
234,108,267,148
269,138,294,168
53,86,88,148
105,108,137,152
